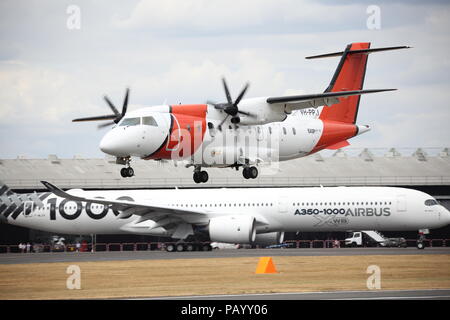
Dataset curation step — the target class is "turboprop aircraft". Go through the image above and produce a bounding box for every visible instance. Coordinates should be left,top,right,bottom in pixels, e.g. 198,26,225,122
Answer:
74,43,408,183
1,180,448,251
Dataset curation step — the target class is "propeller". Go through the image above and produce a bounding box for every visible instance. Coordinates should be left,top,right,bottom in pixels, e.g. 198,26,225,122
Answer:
72,88,130,129
210,78,254,126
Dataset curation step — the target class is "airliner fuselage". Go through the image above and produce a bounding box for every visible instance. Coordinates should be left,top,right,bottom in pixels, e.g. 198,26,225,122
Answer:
3,185,449,243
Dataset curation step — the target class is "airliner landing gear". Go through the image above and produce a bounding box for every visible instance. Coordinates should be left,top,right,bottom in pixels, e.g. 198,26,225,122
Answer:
120,167,134,178
119,157,134,178
243,166,258,179
193,167,209,184
417,229,428,249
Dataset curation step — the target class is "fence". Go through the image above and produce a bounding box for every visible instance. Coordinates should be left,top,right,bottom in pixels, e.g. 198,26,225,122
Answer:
1,239,449,254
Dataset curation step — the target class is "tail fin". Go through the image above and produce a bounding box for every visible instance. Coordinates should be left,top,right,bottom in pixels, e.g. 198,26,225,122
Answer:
320,42,370,124
307,43,409,124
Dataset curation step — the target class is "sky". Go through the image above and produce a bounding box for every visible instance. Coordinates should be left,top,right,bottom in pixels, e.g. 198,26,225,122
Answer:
0,0,449,159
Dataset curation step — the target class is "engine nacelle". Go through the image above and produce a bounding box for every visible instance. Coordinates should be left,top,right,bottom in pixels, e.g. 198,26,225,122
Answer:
209,215,256,244
254,232,285,246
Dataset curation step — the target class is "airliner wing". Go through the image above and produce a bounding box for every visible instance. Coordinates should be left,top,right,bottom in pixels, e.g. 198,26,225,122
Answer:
41,181,208,224
266,89,395,112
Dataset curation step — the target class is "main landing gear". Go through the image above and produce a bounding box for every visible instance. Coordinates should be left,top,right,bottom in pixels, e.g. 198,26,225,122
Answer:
242,166,258,179
193,167,209,184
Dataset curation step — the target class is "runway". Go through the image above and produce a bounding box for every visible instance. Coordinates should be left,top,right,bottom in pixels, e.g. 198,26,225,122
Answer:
1,247,449,264
139,289,450,300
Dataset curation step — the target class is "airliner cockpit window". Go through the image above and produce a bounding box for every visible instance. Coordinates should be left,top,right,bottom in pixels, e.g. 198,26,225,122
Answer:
425,199,439,206
142,116,158,126
119,117,140,126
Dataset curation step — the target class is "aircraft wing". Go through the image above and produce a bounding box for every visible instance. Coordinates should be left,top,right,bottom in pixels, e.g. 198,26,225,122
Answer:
40,181,209,226
266,89,396,112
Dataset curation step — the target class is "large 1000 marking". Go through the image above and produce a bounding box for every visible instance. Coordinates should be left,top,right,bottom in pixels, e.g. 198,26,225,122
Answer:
46,197,134,220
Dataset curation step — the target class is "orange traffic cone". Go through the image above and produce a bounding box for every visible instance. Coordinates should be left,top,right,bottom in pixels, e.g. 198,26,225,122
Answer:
255,257,277,274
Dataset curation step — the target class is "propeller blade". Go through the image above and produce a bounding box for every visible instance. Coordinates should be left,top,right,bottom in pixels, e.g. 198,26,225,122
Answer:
103,96,120,116
122,88,129,117
72,115,117,122
222,78,233,105
234,82,249,106
219,114,230,128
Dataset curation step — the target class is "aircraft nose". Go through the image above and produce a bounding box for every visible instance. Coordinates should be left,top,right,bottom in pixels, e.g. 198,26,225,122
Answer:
100,131,124,156
442,206,450,225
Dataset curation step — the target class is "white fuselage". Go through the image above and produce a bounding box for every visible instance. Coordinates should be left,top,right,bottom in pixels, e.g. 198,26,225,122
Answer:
99,104,369,167
7,187,450,237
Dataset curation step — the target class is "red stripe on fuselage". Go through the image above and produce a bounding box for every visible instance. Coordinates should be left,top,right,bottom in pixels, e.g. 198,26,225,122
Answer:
145,104,207,160
309,120,358,154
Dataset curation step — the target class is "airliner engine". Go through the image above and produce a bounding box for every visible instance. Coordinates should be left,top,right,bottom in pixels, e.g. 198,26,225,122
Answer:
253,232,285,246
209,215,256,244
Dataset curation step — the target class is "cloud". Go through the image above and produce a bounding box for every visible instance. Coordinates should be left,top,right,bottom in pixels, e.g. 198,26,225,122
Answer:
0,0,449,158
114,0,364,35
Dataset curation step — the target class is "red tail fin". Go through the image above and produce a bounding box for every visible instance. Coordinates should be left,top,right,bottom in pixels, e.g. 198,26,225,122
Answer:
319,42,370,124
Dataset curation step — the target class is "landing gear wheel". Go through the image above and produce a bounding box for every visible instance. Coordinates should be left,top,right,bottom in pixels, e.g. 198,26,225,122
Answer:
127,167,134,177
243,166,258,179
249,166,258,179
120,167,134,178
200,171,208,183
417,242,425,250
176,244,185,252
243,167,250,179
165,244,175,252
202,244,212,251
193,170,208,183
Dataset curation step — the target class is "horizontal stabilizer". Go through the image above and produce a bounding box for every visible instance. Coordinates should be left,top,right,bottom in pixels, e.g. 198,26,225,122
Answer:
306,45,410,60
267,88,396,106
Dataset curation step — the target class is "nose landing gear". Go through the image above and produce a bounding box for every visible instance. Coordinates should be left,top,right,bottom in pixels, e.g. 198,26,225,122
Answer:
119,157,134,178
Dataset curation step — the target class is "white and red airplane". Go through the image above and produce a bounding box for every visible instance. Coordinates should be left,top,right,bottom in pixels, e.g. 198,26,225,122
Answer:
1,180,448,251
73,43,409,183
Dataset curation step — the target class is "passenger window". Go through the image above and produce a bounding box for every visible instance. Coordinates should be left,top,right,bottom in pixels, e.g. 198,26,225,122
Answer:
142,116,158,126
120,117,140,126
283,127,287,135
292,128,296,135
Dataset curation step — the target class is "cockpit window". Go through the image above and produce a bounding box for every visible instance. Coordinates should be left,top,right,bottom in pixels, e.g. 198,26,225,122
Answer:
425,199,439,206
119,117,140,126
142,116,157,126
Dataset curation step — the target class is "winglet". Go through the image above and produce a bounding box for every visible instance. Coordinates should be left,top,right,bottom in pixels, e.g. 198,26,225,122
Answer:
41,181,81,201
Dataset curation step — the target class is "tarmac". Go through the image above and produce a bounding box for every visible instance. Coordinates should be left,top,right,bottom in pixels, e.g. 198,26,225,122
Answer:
138,289,450,300
1,247,449,265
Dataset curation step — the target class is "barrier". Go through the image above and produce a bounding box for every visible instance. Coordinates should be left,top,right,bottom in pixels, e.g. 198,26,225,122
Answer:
1,239,450,254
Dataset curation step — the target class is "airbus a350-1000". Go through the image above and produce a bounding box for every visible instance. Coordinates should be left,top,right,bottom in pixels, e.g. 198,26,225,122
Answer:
73,43,409,183
1,180,448,250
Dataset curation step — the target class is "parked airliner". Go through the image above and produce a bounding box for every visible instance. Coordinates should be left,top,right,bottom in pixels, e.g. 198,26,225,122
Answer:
72,43,409,183
1,181,448,250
